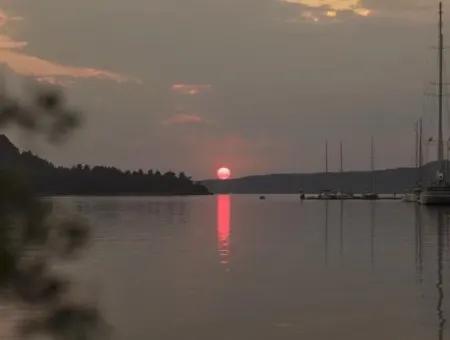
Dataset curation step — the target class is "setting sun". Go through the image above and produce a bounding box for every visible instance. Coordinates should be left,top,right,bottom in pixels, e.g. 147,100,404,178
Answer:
217,167,231,180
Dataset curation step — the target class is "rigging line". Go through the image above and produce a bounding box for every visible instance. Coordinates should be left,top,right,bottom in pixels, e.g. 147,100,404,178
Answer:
425,84,436,144
443,55,450,132
422,95,431,162
426,80,437,121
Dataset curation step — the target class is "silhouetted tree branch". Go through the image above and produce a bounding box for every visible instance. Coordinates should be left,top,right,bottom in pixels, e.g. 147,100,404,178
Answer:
0,86,105,339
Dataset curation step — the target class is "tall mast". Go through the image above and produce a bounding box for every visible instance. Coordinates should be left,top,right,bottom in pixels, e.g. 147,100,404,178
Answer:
370,137,375,192
415,120,419,168
340,141,343,173
438,2,444,174
419,118,423,183
325,140,328,174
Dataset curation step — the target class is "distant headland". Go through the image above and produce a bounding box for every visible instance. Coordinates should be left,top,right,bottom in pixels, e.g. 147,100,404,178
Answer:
201,162,445,194
0,135,210,196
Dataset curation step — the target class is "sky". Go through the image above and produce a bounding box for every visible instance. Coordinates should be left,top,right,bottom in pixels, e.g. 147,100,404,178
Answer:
0,0,446,179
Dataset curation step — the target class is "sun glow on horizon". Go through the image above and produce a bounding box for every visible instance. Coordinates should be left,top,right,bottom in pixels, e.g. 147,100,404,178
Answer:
217,167,231,180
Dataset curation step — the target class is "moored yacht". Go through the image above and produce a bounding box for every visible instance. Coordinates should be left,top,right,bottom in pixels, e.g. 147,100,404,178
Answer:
420,183,450,205
419,2,450,205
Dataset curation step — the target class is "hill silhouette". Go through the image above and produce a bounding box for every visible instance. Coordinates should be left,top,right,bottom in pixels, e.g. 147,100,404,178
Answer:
0,135,210,195
201,162,447,194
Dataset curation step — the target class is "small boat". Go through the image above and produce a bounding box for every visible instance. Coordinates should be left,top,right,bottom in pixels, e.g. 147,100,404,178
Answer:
403,187,422,202
259,195,266,200
319,190,338,200
362,193,379,200
403,193,418,202
336,192,353,200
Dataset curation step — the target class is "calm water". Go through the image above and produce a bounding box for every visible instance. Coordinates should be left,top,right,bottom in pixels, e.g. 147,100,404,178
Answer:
54,195,449,340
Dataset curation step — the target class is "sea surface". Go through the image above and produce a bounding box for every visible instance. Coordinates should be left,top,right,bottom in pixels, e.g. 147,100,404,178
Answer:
52,195,449,340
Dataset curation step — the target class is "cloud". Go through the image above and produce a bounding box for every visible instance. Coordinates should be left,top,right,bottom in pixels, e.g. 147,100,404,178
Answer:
281,0,371,18
162,113,205,126
171,83,212,95
282,0,440,21
0,8,134,85
0,35,27,49
360,0,436,21
0,50,132,82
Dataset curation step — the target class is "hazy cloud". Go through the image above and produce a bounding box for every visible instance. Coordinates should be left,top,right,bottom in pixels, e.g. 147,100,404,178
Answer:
162,113,205,126
0,50,132,83
171,83,212,96
0,35,27,49
0,7,132,84
361,0,435,20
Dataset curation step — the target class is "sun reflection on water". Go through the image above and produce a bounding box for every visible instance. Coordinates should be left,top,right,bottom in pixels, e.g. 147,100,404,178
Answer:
217,194,231,265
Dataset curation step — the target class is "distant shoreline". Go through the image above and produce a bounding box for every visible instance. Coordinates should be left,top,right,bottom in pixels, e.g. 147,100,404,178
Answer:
201,161,446,194
39,192,213,197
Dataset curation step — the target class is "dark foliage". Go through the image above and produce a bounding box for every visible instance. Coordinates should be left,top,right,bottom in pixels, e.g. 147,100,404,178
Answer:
0,88,106,339
0,135,210,196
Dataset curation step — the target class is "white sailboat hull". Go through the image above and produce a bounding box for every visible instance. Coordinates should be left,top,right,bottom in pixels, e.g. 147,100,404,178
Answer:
403,187,422,203
403,193,419,202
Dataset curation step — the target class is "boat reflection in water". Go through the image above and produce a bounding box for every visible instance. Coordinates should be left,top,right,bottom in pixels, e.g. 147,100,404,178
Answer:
217,195,231,265
369,201,376,268
416,206,448,340
435,209,447,340
322,199,447,339
414,205,424,283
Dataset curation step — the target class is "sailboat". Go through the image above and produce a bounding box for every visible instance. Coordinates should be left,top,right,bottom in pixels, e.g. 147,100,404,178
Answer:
420,2,450,205
319,140,338,199
362,137,378,200
336,141,353,199
404,119,423,202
